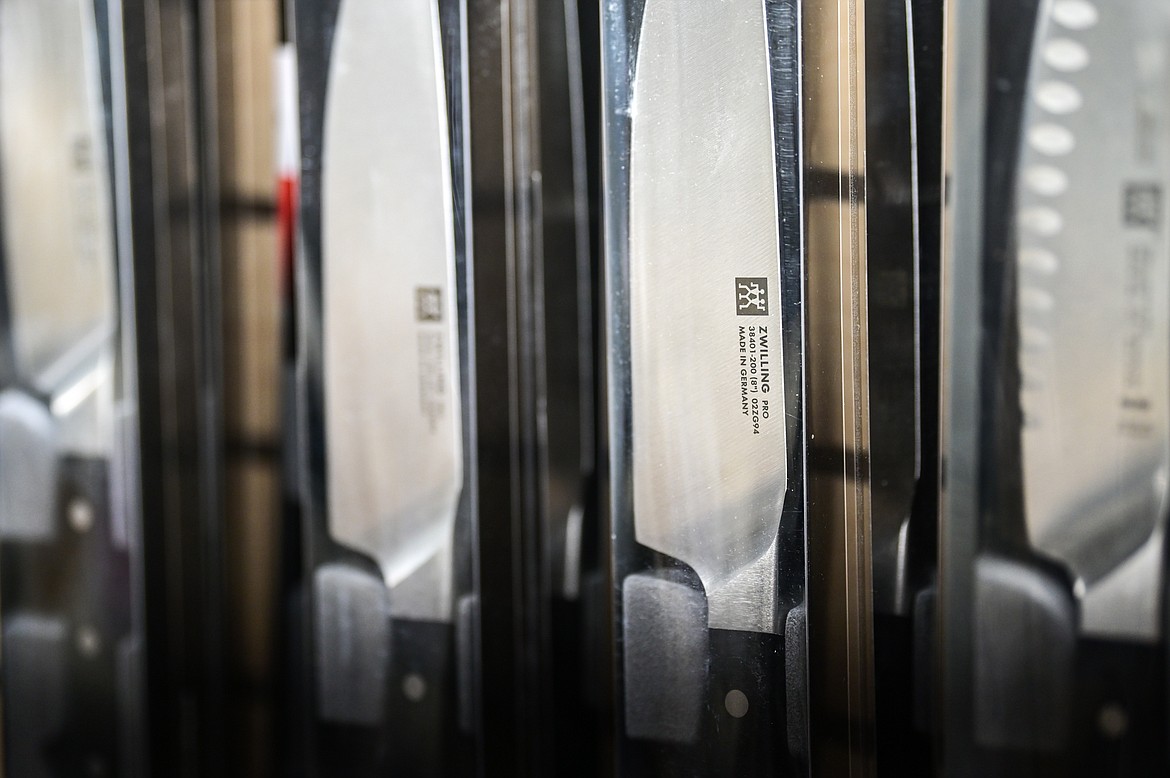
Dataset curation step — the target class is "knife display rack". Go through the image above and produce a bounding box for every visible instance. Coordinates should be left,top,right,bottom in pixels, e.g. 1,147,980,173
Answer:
0,0,1168,775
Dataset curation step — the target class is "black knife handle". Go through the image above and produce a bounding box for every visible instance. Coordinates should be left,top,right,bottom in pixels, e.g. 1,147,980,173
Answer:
1,449,132,777
704,628,789,776
621,573,795,775
386,618,468,777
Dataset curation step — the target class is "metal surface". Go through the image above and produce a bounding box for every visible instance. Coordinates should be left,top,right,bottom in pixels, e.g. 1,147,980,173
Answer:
938,0,992,772
622,574,708,742
322,0,462,622
1016,0,1170,640
0,391,57,540
628,0,786,635
0,0,117,456
867,0,922,617
536,0,594,603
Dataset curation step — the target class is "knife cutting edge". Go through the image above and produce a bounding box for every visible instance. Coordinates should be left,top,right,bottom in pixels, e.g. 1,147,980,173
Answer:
867,0,925,619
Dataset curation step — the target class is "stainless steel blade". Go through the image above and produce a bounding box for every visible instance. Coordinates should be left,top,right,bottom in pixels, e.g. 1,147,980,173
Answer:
1016,0,1170,640
323,0,462,623
629,0,787,634
0,0,117,455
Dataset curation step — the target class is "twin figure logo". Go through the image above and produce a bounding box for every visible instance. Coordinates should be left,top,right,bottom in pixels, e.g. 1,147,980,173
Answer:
416,287,443,322
736,277,769,316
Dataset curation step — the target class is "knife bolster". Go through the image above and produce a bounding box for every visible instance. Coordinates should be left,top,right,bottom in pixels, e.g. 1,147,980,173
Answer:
973,554,1076,752
313,563,391,726
622,573,708,743
0,389,58,541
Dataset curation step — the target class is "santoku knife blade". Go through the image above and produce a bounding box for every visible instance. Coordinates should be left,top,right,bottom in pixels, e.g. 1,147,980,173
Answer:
1015,0,1170,641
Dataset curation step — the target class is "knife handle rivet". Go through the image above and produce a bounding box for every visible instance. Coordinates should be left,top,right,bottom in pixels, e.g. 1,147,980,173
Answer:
403,672,427,702
76,626,101,658
724,689,749,719
1096,703,1129,739
68,498,94,533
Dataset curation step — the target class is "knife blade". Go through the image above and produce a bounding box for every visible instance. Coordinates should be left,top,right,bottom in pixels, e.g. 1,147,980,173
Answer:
0,0,117,458
322,0,462,625
629,0,787,637
1015,0,1170,641
319,0,464,762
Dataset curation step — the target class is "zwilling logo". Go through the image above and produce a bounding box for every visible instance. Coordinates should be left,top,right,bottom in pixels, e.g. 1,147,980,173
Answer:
1125,183,1163,230
735,277,769,316
416,287,443,322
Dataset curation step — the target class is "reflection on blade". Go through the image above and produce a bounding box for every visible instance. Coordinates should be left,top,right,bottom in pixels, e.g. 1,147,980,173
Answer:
866,0,922,617
629,0,786,634
1017,0,1170,640
0,0,116,402
322,0,462,622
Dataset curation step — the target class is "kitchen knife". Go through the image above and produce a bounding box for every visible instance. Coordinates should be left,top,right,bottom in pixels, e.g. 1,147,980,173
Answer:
1014,0,1170,642
625,0,790,758
320,0,463,762
0,0,124,773
968,0,1170,758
